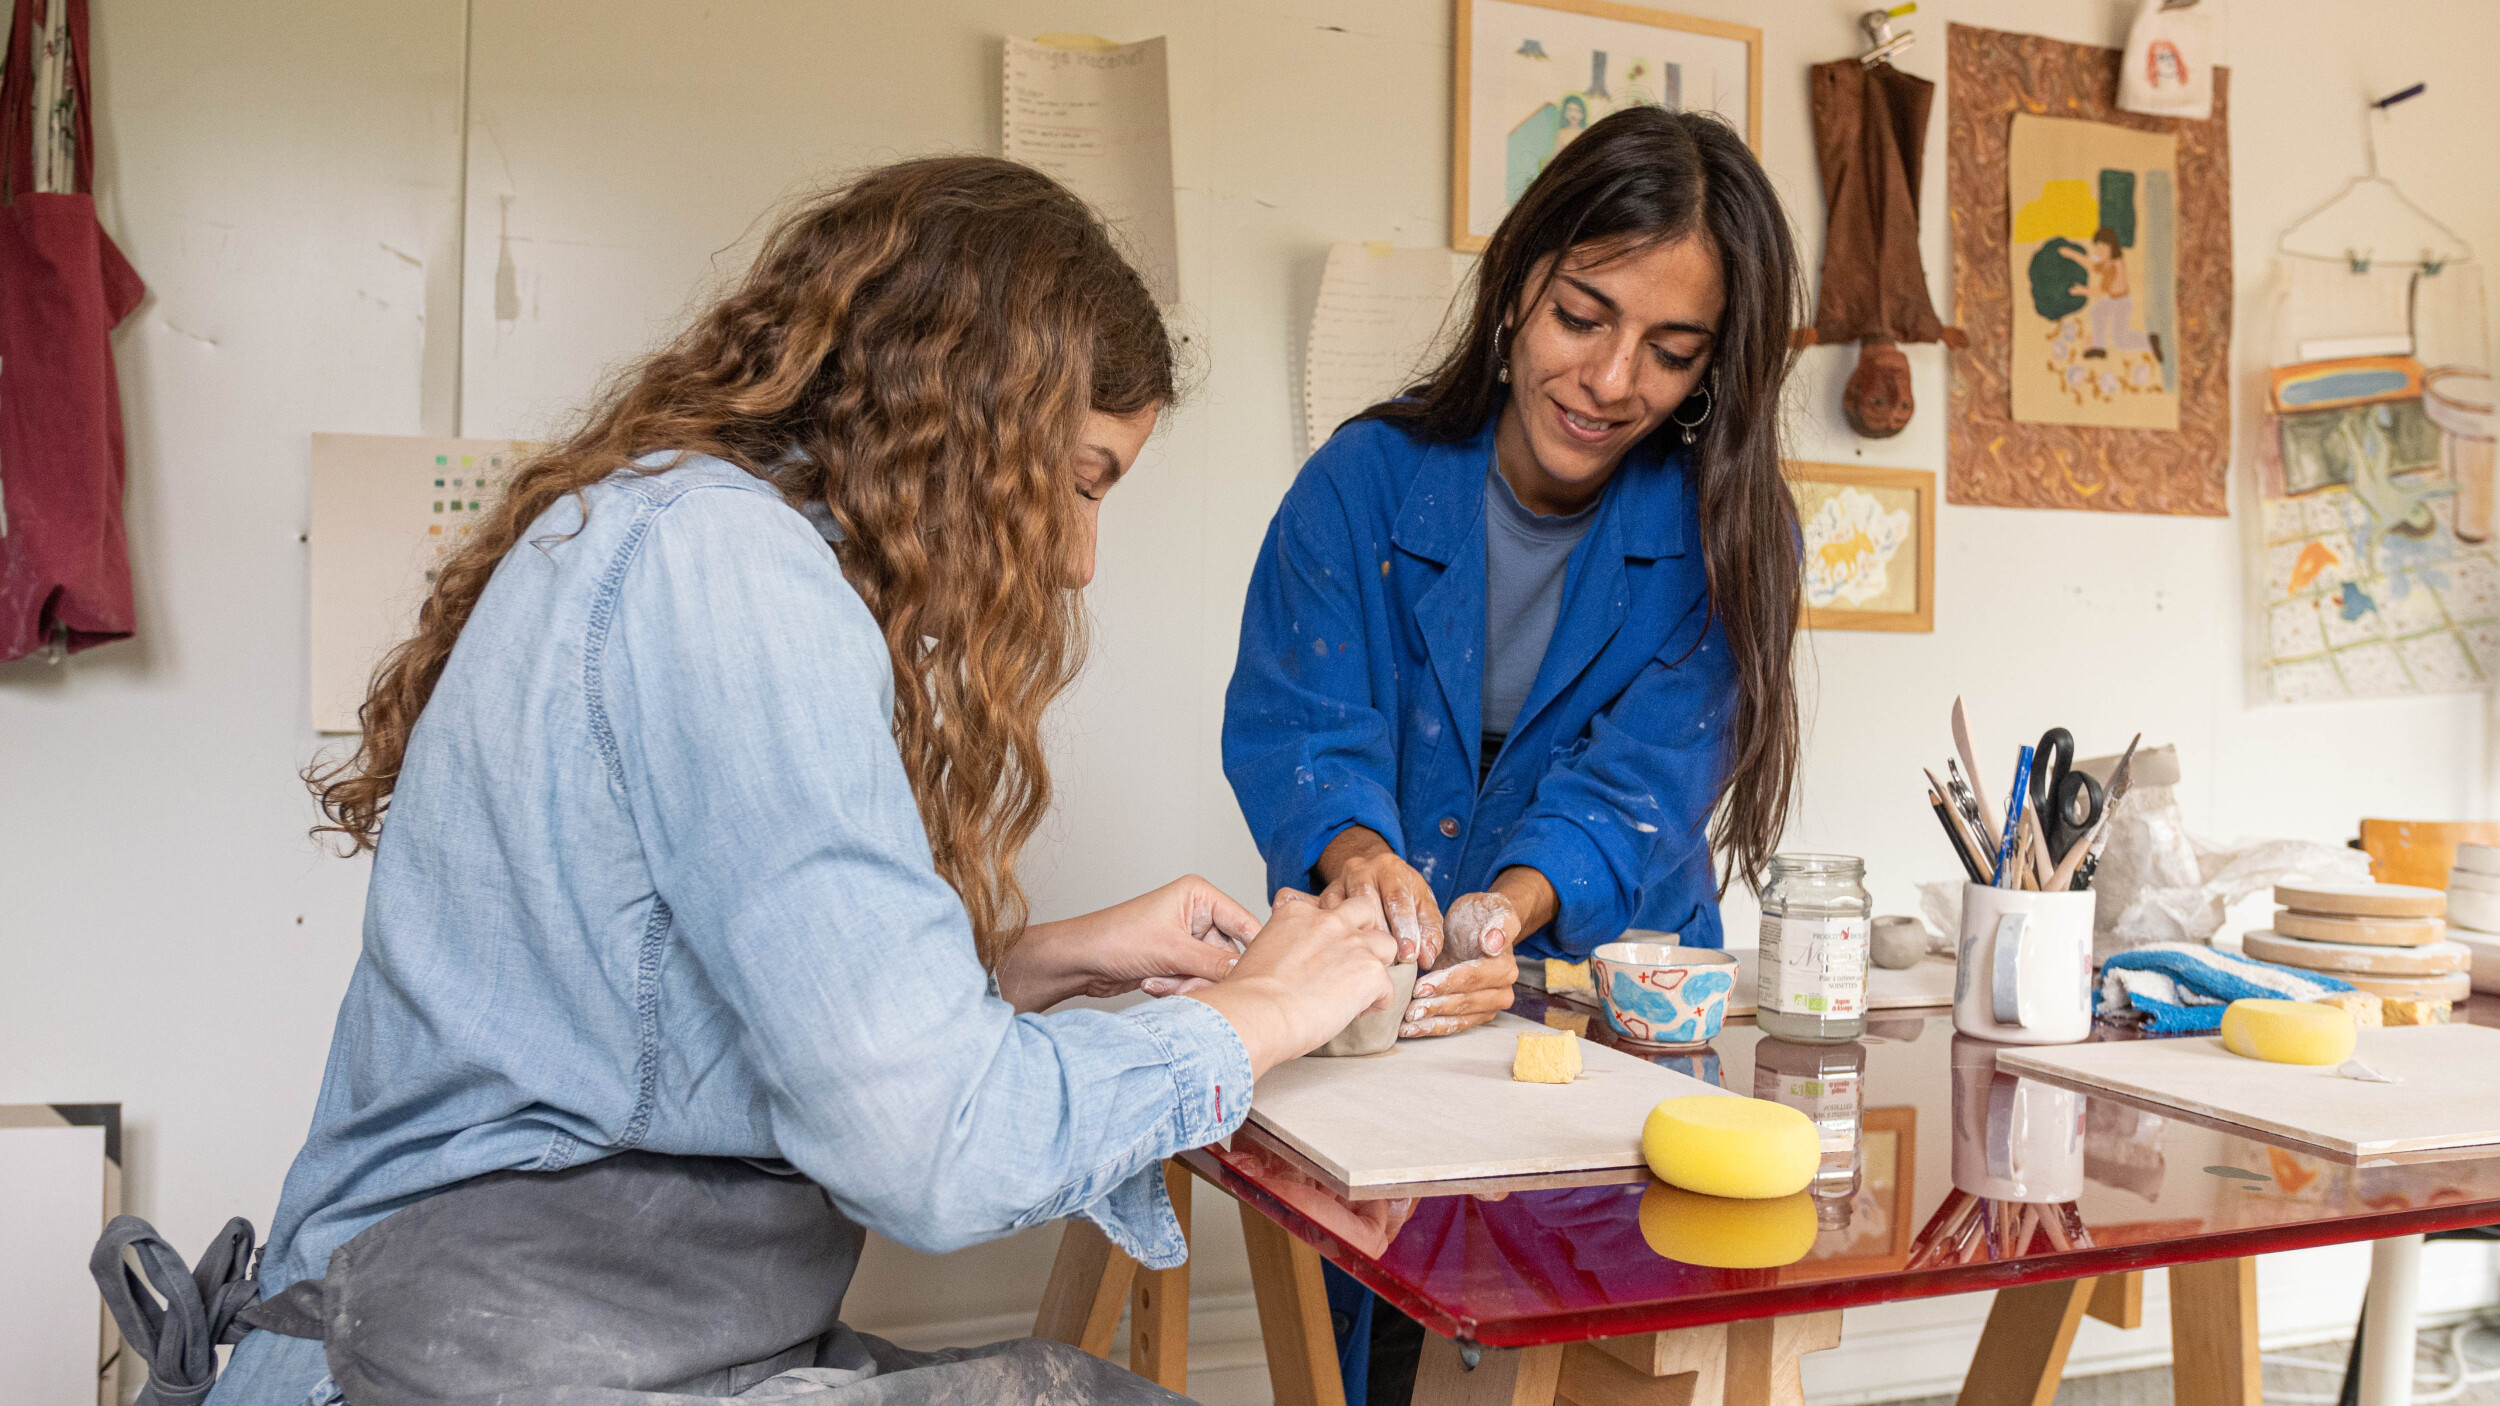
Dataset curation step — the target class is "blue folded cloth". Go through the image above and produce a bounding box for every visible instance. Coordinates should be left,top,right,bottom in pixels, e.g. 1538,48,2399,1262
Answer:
2096,942,2356,1033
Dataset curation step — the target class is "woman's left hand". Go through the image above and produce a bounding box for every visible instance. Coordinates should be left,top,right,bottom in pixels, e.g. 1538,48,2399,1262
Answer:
1400,891,1522,1037
999,875,1260,1012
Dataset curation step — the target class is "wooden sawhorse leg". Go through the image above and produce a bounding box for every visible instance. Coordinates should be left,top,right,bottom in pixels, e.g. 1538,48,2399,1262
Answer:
1239,1198,1348,1406
1414,1309,1841,1406
1032,1160,1195,1387
1954,1266,2249,1406
1130,1163,1192,1392
2170,1258,2260,1406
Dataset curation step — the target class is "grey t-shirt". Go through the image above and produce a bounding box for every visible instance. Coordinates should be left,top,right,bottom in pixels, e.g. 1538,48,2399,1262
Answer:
1481,464,1600,781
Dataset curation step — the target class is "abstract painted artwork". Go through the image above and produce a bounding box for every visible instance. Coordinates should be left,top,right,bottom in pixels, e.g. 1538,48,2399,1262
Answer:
1946,24,2231,515
1451,0,1758,251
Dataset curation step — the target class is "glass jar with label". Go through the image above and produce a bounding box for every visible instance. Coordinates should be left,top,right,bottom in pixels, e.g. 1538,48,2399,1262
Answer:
1756,853,1871,1044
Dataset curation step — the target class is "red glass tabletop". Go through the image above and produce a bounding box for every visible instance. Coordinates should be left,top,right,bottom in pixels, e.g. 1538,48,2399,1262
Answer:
1179,987,2500,1348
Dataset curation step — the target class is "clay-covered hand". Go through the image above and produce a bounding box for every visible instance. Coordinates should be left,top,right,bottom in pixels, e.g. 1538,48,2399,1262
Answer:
998,874,1256,1012
1183,887,1398,1078
1316,827,1445,966
1403,891,1521,1038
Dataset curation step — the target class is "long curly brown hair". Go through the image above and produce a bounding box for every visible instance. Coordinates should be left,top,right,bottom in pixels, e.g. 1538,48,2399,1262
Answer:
309,156,1174,962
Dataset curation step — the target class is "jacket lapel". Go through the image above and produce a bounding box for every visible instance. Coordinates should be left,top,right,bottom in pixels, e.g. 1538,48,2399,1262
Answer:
1393,428,1497,765
1511,435,1692,736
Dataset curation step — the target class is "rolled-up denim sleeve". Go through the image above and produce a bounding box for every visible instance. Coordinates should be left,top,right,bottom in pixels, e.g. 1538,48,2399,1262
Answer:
599,485,1248,1268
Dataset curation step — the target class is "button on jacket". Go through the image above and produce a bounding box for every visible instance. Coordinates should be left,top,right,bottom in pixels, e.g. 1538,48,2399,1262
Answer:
1222,415,1736,958
212,456,1250,1404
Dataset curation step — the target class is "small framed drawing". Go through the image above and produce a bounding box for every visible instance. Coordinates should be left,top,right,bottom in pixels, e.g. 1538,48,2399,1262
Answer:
1786,462,1935,633
1451,0,1761,252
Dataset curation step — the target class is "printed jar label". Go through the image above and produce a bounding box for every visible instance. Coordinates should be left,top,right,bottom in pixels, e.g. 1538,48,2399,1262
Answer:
1757,914,1868,1016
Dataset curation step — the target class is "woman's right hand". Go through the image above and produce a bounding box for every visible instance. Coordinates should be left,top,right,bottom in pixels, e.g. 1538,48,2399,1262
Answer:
1316,826,1444,967
1184,887,1398,1078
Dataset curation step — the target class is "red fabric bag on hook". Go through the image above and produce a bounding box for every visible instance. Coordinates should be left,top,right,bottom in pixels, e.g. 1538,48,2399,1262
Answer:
0,0,145,662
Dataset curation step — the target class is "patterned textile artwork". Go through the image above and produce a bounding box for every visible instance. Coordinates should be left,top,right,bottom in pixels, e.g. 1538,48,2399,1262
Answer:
2252,262,2498,702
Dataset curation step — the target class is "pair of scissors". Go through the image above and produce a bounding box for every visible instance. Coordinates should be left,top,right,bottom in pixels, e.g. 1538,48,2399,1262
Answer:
2030,727,2105,863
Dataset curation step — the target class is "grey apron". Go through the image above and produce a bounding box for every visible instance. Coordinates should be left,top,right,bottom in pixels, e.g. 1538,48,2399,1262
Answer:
94,1152,1192,1406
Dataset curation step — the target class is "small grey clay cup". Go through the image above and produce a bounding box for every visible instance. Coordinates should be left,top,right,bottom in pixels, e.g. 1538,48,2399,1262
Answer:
1309,963,1420,1057
1870,915,1926,970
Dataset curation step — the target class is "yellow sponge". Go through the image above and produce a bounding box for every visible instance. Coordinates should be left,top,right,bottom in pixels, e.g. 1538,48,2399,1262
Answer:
2219,998,2356,1065
1642,1095,1819,1199
2384,996,2452,1026
1637,1182,1816,1268
1512,1031,1583,1083
1545,958,1593,992
2315,991,2383,1028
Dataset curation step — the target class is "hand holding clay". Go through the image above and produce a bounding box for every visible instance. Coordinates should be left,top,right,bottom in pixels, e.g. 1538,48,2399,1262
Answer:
1316,826,1444,966
1183,887,1398,1078
997,874,1257,1013
1404,890,1521,1038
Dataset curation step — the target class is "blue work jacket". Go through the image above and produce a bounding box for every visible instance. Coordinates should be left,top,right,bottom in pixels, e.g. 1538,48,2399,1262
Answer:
1222,413,1736,958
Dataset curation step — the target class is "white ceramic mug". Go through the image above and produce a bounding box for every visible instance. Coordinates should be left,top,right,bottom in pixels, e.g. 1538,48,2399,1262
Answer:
1953,883,2095,1044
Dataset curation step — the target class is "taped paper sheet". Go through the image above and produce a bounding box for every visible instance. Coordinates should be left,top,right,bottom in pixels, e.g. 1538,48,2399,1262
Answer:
1003,35,1179,305
309,434,529,733
1303,242,1468,450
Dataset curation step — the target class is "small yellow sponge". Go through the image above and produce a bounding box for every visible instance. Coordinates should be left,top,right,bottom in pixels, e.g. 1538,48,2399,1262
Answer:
1637,1183,1816,1268
1512,1031,1583,1083
1545,958,1593,992
2384,996,2452,1026
1642,1095,1819,1199
2315,991,2383,1028
2219,998,2356,1065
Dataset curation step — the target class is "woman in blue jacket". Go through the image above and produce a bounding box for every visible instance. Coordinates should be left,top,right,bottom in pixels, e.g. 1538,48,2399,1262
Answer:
1222,107,1807,1403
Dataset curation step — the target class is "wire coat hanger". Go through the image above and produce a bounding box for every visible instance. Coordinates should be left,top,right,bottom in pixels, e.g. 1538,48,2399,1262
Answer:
2278,84,2473,273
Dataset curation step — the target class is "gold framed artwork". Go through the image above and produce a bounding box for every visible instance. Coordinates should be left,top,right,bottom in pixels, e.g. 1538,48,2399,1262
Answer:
1450,0,1761,252
1786,461,1935,633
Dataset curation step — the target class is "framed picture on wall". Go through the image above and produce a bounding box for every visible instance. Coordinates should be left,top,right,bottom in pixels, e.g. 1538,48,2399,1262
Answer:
1785,462,1936,633
1450,0,1761,252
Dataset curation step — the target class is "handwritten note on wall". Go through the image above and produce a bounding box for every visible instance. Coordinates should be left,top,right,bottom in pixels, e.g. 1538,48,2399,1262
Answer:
1003,36,1180,306
1303,242,1470,449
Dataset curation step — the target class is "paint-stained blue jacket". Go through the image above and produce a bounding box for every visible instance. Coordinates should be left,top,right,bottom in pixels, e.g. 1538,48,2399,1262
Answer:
1222,413,1736,958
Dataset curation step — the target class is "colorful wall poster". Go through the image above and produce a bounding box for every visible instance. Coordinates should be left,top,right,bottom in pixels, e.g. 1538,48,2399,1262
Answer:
1945,24,2231,516
2007,115,2179,430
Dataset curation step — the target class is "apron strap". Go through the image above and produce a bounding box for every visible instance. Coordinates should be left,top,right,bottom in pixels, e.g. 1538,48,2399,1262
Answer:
89,1214,263,1406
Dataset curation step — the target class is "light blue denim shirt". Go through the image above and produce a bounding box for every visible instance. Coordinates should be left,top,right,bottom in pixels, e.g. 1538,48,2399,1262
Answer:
210,455,1251,1405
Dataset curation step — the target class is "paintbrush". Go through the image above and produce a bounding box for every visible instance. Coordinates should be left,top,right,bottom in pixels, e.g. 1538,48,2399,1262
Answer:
1924,766,1994,879
2022,797,2056,887
1945,759,1989,836
1993,744,2036,888
2050,733,2141,891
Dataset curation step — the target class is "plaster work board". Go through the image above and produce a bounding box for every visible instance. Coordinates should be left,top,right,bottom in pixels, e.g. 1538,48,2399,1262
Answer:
1249,1012,1729,1190
1996,1025,2500,1158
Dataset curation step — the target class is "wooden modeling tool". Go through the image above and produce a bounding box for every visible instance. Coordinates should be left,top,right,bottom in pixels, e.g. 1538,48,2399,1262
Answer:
1952,698,1998,854
2056,734,2140,891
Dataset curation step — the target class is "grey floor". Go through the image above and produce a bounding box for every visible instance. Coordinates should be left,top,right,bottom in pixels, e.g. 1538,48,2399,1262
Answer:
1887,1323,2500,1406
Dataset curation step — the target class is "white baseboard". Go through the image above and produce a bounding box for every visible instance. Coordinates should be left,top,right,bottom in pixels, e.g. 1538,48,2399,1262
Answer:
865,1242,2498,1406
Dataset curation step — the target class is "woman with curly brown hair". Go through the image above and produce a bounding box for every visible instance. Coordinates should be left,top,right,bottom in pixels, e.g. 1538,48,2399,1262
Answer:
128,157,1397,1406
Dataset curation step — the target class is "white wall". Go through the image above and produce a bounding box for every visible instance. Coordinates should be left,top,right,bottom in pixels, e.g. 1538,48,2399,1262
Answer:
7,0,2499,1397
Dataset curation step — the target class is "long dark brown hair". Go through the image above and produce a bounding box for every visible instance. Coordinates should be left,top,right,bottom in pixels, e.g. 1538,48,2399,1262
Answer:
309,156,1175,961
1364,106,1803,890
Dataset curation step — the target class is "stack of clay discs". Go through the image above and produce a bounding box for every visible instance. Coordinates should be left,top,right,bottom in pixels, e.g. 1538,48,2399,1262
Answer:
2243,882,2471,1002
2445,845,2500,994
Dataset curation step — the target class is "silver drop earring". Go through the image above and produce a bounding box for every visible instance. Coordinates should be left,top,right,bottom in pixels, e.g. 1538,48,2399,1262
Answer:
1671,377,1715,444
1494,325,1511,384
